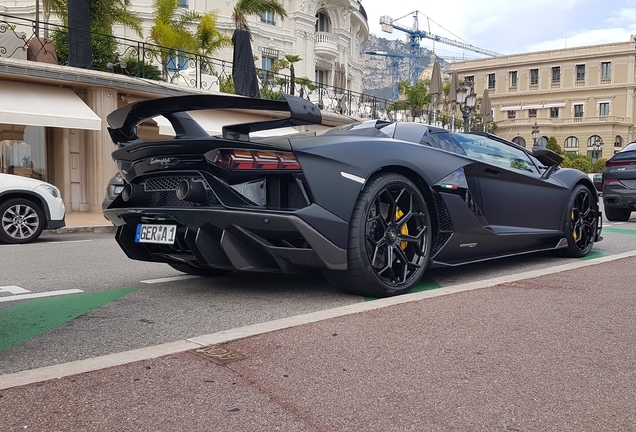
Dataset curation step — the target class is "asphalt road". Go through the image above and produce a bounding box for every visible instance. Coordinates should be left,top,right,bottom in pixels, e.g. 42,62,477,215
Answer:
1,215,635,376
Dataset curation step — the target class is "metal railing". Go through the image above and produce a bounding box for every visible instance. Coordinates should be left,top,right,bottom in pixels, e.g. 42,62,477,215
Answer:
0,14,392,120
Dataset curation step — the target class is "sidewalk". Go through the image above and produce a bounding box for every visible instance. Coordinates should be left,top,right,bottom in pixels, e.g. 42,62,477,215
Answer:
54,211,116,234
1,253,636,430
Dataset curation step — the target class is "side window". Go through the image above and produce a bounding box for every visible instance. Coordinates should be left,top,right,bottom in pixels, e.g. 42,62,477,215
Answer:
451,133,539,174
425,132,466,155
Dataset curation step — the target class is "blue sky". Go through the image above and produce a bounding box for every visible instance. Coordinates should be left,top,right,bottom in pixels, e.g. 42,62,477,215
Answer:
362,0,636,58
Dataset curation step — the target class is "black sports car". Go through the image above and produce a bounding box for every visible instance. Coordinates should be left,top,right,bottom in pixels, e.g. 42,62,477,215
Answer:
603,141,636,221
103,94,602,297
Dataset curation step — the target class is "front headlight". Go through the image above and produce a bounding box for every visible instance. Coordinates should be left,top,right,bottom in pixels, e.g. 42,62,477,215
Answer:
40,184,60,198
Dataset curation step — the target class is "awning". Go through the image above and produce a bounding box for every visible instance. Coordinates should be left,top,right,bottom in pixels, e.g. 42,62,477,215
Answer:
543,102,566,108
522,104,543,110
500,106,521,111
0,80,102,130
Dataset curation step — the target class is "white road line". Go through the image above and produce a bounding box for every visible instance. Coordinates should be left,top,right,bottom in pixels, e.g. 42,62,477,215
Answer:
0,289,84,303
0,286,30,295
0,240,92,248
44,240,93,244
140,275,200,284
3,249,636,390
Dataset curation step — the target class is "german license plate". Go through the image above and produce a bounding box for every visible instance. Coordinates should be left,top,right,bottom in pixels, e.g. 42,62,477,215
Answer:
135,224,177,244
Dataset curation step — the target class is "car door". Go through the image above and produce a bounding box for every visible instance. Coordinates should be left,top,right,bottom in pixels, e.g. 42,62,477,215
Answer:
453,134,567,234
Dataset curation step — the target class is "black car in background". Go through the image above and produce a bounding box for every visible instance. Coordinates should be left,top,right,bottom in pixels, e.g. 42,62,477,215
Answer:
603,141,636,221
103,94,602,298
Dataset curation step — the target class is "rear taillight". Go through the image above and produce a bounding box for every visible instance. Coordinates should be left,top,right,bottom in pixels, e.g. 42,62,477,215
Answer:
605,159,636,168
212,149,301,171
604,178,619,185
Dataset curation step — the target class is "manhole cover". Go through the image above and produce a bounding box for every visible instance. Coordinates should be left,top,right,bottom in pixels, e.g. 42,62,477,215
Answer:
191,344,247,365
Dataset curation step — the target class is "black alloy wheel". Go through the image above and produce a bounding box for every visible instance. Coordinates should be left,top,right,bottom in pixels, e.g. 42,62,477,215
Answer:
0,198,45,244
562,185,597,257
327,173,431,298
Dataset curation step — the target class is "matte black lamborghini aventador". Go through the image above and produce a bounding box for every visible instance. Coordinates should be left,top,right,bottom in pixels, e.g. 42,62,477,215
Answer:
103,94,602,297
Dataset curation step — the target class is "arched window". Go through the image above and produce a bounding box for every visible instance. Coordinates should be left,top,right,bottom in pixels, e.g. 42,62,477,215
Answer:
587,135,604,160
536,136,548,147
564,136,579,148
615,135,623,148
512,136,526,148
587,135,602,147
315,11,331,32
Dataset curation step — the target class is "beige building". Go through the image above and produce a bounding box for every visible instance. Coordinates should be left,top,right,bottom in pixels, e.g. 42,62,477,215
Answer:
450,40,636,159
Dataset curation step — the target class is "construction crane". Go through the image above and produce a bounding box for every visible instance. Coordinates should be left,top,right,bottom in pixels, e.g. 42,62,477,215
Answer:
380,10,501,84
364,51,404,100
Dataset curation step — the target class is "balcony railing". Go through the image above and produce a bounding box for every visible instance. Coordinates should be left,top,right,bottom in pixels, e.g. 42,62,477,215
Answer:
498,116,631,125
314,31,338,59
0,14,392,121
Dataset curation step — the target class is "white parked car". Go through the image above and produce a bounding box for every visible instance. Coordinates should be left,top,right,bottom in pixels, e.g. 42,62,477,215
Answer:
0,173,65,243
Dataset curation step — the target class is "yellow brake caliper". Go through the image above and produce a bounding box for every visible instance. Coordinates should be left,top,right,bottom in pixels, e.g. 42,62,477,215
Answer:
396,207,408,250
572,210,577,241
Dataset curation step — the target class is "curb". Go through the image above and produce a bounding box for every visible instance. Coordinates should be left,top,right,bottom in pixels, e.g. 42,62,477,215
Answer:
53,225,117,234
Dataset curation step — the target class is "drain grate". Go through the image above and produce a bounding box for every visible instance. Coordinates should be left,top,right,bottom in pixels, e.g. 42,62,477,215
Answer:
191,344,247,365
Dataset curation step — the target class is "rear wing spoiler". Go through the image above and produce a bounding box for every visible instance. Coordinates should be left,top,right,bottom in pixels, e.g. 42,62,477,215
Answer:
107,93,322,146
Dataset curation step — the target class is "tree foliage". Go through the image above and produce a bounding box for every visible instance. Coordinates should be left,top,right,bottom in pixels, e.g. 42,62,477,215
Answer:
546,136,563,154
231,0,287,32
592,158,607,173
149,0,230,75
388,80,431,120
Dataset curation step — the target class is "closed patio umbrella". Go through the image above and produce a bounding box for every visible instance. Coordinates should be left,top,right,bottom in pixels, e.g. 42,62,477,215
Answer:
430,61,443,125
232,29,260,98
480,89,492,132
449,70,459,131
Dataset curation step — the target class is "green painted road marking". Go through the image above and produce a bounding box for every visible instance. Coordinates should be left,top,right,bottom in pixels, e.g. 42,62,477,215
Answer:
603,227,636,235
364,277,442,302
0,287,140,353
579,250,612,260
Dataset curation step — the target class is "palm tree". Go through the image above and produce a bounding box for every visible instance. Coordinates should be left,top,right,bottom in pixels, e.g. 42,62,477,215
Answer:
231,0,287,33
284,54,301,95
196,11,232,59
150,0,201,50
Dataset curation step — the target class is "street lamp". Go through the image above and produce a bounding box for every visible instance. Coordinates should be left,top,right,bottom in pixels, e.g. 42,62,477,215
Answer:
456,80,477,132
531,123,540,147
592,136,604,162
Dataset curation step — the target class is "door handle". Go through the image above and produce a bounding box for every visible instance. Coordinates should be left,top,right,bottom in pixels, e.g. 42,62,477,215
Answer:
484,168,501,177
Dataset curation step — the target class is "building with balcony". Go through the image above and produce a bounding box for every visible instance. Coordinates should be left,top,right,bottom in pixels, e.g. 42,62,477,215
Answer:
0,0,372,214
450,40,636,160
210,0,369,93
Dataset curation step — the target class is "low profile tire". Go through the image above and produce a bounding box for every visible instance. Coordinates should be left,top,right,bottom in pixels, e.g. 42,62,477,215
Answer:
168,262,232,277
327,173,432,297
604,205,631,222
560,185,597,258
0,198,45,244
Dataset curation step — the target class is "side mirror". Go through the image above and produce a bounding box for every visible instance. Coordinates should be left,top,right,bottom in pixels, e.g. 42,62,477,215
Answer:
532,146,563,167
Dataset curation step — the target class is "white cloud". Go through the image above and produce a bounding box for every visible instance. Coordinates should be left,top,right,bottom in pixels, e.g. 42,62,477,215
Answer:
361,0,635,56
526,27,636,52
